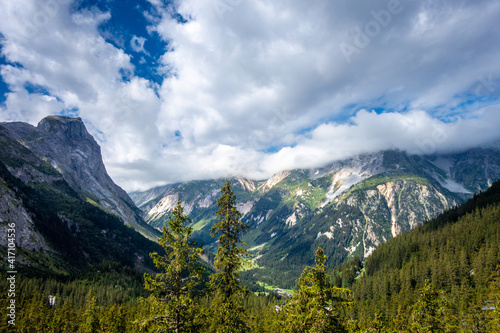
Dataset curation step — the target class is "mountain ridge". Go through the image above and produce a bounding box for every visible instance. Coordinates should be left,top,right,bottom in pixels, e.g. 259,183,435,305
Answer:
0,116,161,274
1,116,158,239
130,148,500,287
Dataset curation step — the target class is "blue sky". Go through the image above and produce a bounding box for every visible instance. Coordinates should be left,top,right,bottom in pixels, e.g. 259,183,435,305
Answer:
1,0,500,191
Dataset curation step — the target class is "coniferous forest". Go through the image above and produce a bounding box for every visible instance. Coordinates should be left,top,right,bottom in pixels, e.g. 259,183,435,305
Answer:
1,180,499,332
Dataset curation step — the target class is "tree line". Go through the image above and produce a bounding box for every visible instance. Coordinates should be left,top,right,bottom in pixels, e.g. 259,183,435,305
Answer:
1,180,499,332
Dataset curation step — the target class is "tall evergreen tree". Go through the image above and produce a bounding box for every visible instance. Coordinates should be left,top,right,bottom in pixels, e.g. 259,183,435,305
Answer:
83,294,100,333
281,245,350,333
209,180,250,332
486,265,500,332
409,280,455,333
142,200,204,333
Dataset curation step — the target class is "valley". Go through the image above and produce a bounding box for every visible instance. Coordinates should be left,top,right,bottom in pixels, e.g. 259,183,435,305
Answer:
0,115,499,331
131,148,500,287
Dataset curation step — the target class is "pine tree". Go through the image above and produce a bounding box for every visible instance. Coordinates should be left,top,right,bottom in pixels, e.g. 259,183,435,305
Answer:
280,245,350,332
209,180,250,332
82,294,100,333
485,265,500,332
409,280,455,333
142,199,204,333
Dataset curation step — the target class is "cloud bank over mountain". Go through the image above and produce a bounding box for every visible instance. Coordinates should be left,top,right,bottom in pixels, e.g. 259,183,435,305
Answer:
1,0,500,191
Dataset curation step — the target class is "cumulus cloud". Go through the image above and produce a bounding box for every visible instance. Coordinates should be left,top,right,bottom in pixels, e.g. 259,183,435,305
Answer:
111,107,500,191
1,0,500,191
261,107,500,174
0,0,163,180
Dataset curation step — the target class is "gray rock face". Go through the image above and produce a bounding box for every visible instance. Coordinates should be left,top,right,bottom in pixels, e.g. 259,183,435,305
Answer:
1,116,157,239
0,185,50,252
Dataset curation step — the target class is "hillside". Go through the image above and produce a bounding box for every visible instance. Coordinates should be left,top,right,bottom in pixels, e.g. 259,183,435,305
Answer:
336,179,500,330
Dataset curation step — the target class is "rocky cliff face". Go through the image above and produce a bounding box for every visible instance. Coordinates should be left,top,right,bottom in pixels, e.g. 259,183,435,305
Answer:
130,148,500,287
1,116,157,239
0,116,161,274
0,184,50,253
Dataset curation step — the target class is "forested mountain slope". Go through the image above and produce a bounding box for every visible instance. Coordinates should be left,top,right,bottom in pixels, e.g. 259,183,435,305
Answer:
339,179,500,330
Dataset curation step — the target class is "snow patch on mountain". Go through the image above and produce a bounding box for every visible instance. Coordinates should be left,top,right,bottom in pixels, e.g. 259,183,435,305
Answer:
321,153,385,206
324,170,366,204
427,157,472,193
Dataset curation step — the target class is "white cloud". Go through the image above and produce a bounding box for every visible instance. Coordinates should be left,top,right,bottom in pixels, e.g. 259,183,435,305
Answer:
1,0,500,191
130,36,148,54
0,0,163,185
261,107,500,174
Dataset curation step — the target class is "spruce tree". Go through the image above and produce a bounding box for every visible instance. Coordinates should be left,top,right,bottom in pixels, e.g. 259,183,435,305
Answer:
281,245,350,333
485,265,500,332
209,180,250,332
409,280,454,333
83,294,100,333
142,199,204,333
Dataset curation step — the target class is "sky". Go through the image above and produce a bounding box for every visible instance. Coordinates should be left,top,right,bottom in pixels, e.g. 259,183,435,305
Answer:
0,0,500,192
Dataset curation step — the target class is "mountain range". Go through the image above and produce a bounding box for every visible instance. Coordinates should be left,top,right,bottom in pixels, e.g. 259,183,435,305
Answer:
1,115,499,287
131,148,500,287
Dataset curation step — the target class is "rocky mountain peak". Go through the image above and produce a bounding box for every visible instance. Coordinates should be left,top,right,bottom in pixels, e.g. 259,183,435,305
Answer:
1,115,157,239
37,115,89,142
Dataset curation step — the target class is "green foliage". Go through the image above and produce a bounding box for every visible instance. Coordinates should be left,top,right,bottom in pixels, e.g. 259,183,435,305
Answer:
408,280,454,332
0,262,147,332
210,180,250,299
346,174,430,195
332,256,362,288
142,200,204,332
4,164,500,332
0,160,162,275
349,179,500,332
279,245,351,332
209,180,251,331
82,294,100,333
485,265,500,332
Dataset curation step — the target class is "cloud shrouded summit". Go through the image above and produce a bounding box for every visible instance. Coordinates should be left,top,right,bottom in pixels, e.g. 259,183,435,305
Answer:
1,0,500,191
